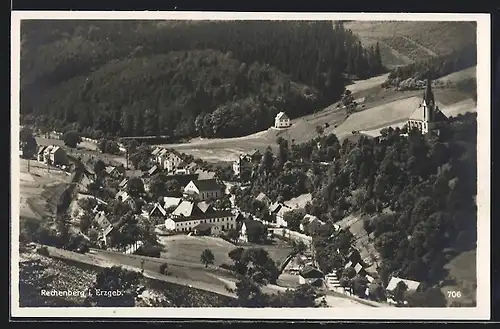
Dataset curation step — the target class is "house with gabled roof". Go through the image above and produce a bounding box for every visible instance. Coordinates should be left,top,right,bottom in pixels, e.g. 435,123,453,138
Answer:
149,202,167,218
164,200,235,233
274,111,291,129
164,151,183,172
299,266,324,286
275,204,293,228
183,179,224,201
386,276,421,296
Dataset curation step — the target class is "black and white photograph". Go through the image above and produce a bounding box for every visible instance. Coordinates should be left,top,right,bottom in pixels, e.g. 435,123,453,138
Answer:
11,12,490,320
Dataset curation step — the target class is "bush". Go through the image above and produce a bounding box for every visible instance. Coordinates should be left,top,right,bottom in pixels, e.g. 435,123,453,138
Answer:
36,246,49,256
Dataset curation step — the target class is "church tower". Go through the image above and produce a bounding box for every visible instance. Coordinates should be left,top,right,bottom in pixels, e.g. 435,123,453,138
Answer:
422,73,435,124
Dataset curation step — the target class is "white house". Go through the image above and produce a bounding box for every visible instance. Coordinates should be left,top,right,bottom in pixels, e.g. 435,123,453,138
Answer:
183,179,224,201
299,214,325,232
274,111,291,129
386,276,421,295
165,152,183,172
164,200,236,233
238,219,266,243
275,204,293,228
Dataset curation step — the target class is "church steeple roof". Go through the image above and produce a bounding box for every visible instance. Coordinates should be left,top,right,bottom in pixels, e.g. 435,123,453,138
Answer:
423,71,435,105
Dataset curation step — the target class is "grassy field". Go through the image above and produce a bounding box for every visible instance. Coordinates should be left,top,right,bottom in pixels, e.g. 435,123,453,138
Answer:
435,66,477,84
345,21,476,67
441,249,477,307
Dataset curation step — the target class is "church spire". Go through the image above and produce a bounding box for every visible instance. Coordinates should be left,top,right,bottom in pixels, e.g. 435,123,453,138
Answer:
423,70,434,105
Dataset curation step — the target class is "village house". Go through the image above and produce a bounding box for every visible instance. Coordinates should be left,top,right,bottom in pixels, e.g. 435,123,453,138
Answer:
299,266,324,286
105,165,125,179
148,202,167,218
116,190,130,202
165,152,183,172
156,148,169,168
183,179,224,201
386,276,422,303
275,204,293,228
274,111,291,129
49,146,69,166
255,192,271,208
300,214,325,232
233,149,261,178
195,169,217,181
164,200,236,233
406,75,448,135
174,162,198,175
238,218,267,243
163,197,182,209
42,145,68,166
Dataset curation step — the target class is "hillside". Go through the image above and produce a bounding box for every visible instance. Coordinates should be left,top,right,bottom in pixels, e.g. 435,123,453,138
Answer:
345,21,477,68
20,20,386,140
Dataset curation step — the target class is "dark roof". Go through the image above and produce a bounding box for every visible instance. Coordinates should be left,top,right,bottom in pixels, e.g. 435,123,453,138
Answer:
192,179,223,191
166,174,199,186
193,222,215,231
299,266,324,278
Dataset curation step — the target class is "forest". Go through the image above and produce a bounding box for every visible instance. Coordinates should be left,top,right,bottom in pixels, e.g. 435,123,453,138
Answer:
382,44,477,89
20,20,385,140
234,112,477,291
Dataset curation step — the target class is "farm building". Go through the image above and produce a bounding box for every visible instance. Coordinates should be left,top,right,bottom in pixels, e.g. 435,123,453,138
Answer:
183,179,224,201
274,204,293,228
164,200,236,233
42,145,68,166
174,161,198,175
274,111,291,129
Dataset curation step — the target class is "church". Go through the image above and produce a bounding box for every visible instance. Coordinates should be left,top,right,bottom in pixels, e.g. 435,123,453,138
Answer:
407,75,448,135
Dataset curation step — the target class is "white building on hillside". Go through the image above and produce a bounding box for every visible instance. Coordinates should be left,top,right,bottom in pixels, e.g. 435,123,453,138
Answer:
274,111,291,129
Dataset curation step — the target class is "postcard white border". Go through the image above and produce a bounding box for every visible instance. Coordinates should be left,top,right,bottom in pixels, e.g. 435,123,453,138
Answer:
10,11,491,320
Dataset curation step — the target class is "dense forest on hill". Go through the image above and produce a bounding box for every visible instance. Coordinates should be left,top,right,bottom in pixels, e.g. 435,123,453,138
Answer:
235,113,477,293
20,20,385,140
